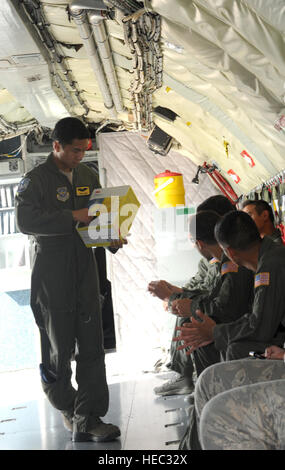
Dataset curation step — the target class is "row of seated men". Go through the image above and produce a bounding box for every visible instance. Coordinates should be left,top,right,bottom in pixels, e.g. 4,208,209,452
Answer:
148,195,285,450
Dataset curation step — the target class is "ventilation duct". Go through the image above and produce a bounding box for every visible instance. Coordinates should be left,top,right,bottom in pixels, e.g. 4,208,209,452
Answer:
70,1,124,118
69,0,108,10
89,13,124,113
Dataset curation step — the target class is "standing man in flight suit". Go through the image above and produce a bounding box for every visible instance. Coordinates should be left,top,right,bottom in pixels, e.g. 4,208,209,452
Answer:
15,117,123,443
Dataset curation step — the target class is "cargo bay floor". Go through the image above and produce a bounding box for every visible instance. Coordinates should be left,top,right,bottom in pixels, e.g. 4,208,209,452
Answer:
0,352,189,450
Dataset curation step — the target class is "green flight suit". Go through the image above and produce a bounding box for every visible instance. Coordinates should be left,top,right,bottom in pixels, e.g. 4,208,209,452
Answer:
182,257,219,295
186,255,254,375
190,255,254,323
213,237,285,359
179,257,254,451
15,153,109,431
266,229,283,245
167,257,221,377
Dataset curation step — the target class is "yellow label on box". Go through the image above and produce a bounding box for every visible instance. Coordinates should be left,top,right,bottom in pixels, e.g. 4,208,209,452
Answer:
76,185,140,247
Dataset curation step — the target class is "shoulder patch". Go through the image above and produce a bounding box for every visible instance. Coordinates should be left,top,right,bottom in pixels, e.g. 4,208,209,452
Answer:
221,261,239,276
209,257,219,264
254,272,270,288
17,177,31,193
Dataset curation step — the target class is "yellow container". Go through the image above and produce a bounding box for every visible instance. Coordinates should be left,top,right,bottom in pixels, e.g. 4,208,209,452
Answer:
153,170,185,208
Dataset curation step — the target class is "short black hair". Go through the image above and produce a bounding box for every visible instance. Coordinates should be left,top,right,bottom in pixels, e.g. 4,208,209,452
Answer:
215,211,261,250
242,199,275,224
51,117,89,146
197,195,236,216
189,210,221,245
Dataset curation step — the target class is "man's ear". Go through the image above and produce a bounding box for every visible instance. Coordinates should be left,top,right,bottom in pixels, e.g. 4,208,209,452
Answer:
196,239,206,252
226,246,237,259
261,210,269,222
53,140,61,152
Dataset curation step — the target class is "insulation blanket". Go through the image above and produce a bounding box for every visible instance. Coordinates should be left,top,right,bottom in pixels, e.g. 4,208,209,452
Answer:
98,131,218,366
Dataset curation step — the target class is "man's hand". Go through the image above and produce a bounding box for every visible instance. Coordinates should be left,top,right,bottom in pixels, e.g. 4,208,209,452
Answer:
172,298,192,317
173,310,216,354
147,280,182,301
72,208,94,225
109,238,128,250
265,345,285,361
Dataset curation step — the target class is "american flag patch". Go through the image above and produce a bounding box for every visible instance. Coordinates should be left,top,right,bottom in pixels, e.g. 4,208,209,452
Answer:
221,262,238,276
254,272,270,288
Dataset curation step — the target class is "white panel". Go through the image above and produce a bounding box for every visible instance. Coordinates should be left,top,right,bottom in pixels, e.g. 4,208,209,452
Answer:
0,64,69,128
0,0,69,128
98,131,218,355
241,0,285,33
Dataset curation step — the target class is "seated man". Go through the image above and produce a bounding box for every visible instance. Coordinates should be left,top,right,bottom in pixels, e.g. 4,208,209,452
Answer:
148,195,235,396
175,210,285,450
197,345,285,449
148,255,220,396
242,199,283,245
173,210,254,376
176,211,285,360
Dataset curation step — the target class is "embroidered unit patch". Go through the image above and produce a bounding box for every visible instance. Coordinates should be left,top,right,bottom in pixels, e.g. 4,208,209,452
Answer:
56,186,70,202
221,261,239,276
254,272,270,288
17,177,30,193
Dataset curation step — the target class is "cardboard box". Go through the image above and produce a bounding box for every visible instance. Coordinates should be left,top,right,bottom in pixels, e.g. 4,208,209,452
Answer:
76,185,140,247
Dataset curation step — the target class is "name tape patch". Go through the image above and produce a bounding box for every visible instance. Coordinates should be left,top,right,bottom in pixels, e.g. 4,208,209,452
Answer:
76,186,90,197
254,272,270,288
221,261,239,276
